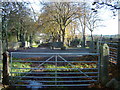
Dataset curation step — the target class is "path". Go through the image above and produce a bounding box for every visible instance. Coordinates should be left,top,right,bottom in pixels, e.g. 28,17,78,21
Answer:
11,47,90,53
9,47,90,58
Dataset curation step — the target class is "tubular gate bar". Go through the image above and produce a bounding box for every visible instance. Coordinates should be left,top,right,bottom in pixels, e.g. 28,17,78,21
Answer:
10,52,100,88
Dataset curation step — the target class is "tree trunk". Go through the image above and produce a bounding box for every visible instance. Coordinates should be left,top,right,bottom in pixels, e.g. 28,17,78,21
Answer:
16,30,19,42
58,34,61,42
5,24,8,51
62,28,65,45
2,22,8,51
0,40,2,83
29,34,33,47
58,30,62,42
82,31,86,47
90,31,94,52
82,17,86,48
20,19,25,47
91,31,93,42
19,32,25,47
82,4,86,48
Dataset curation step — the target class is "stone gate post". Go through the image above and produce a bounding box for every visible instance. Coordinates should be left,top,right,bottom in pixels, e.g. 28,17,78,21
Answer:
100,43,109,86
2,52,9,85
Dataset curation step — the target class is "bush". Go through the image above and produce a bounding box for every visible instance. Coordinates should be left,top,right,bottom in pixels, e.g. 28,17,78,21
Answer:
38,42,51,47
61,46,66,50
70,38,80,47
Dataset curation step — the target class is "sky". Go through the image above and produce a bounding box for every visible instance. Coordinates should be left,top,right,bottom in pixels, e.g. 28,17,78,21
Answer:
91,7,118,35
4,0,118,35
29,0,119,35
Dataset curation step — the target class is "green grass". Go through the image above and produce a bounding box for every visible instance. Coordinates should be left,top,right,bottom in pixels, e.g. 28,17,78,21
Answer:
10,58,97,76
43,63,97,71
11,62,31,76
32,45,39,48
85,47,90,49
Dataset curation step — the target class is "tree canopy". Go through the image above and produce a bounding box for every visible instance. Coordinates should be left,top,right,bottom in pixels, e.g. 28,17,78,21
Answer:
37,2,83,44
1,2,35,51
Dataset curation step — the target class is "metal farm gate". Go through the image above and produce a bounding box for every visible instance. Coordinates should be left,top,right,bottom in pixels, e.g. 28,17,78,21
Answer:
9,52,100,88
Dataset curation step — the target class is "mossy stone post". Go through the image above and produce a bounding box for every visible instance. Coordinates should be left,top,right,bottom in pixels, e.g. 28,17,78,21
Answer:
100,43,109,86
2,51,9,85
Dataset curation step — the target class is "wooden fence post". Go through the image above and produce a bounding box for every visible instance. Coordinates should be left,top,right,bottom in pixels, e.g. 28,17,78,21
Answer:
100,43,109,86
117,39,120,79
2,51,9,85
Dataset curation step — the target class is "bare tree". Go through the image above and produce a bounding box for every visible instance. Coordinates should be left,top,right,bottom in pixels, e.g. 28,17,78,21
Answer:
86,11,103,42
38,2,82,44
93,0,120,9
92,0,120,17
86,11,103,51
78,2,90,47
